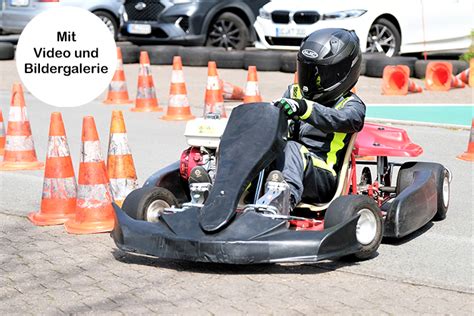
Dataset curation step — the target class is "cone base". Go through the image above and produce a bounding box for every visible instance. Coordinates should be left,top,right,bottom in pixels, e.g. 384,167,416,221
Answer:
161,114,196,121
64,218,115,234
104,99,133,105
130,107,164,112
0,161,44,171
457,152,474,162
28,211,75,226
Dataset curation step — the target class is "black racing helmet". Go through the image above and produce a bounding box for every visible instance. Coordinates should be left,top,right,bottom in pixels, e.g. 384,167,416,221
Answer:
297,28,362,104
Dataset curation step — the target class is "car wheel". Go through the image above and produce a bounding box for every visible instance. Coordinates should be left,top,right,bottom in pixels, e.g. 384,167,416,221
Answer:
396,162,450,221
94,10,118,40
324,195,383,260
366,18,401,57
0,43,14,60
121,187,179,222
206,12,249,50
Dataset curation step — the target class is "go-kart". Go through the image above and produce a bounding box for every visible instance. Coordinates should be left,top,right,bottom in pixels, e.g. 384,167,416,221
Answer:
111,103,451,264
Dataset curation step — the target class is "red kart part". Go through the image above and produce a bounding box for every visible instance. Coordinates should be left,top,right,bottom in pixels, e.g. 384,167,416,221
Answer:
355,123,423,157
180,147,204,180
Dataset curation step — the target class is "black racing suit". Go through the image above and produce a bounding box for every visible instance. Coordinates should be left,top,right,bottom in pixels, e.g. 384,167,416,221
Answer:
276,84,366,205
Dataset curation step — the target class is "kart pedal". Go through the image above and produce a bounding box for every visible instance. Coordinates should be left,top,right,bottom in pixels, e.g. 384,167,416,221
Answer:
189,166,211,184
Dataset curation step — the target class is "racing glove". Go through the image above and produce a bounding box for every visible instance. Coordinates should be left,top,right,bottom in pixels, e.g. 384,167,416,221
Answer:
273,98,308,121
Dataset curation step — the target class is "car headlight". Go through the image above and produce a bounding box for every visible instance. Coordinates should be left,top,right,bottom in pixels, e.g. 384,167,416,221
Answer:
323,9,367,20
259,8,271,20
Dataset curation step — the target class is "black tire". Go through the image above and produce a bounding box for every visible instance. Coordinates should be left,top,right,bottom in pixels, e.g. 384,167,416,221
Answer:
414,60,470,79
121,187,179,222
94,10,118,40
325,195,383,260
179,46,224,67
244,50,282,71
366,18,401,57
360,53,368,76
206,12,249,50
0,43,14,60
142,45,180,65
364,53,418,78
210,50,245,69
396,162,450,221
121,45,140,64
280,51,297,73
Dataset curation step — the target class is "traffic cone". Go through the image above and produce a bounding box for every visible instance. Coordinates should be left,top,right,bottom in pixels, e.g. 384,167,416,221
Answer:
162,56,195,121
381,65,409,95
351,86,357,94
104,47,132,105
131,51,163,112
221,80,244,101
456,68,469,85
425,62,452,91
470,59,474,87
0,109,5,160
293,71,298,84
0,83,44,171
107,111,138,206
243,66,262,103
457,119,474,162
451,74,466,89
64,116,115,234
28,112,77,226
203,61,226,118
407,79,422,93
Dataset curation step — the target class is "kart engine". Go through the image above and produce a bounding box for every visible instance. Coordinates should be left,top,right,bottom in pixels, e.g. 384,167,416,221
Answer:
179,146,217,182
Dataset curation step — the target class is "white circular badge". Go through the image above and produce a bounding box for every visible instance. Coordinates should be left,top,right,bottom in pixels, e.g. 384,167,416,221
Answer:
16,7,117,107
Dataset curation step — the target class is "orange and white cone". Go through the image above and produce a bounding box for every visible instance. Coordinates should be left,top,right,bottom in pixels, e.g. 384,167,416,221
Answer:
162,56,195,121
456,68,470,85
293,71,298,84
457,119,474,162
408,79,423,93
107,111,138,206
451,75,466,89
0,83,44,171
28,112,77,226
64,116,115,234
104,47,132,105
0,109,5,160
220,80,244,101
243,66,262,103
203,61,226,118
131,51,163,112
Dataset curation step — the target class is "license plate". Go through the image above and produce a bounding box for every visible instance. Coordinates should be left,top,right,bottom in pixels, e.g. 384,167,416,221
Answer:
127,23,151,35
275,26,306,38
10,0,29,6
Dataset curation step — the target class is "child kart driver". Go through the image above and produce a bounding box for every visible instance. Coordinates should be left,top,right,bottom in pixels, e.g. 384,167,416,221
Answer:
269,28,366,214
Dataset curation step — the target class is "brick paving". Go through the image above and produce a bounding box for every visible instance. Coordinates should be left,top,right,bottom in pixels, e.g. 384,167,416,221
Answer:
1,211,472,315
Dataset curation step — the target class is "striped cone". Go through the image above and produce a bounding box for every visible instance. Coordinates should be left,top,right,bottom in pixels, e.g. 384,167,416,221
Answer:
293,71,298,84
0,109,5,160
203,61,226,118
64,116,115,234
457,119,474,162
221,80,244,101
456,68,469,85
28,112,77,226
425,62,453,91
131,51,163,112
408,79,423,93
0,83,44,171
243,66,262,103
104,47,132,105
451,75,466,89
107,111,138,206
162,56,195,121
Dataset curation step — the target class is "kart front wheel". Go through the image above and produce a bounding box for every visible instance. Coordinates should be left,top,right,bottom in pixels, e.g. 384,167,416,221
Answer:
324,195,383,260
121,187,179,222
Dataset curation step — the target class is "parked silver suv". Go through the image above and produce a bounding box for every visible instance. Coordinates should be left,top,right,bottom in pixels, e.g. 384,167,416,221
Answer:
0,0,124,39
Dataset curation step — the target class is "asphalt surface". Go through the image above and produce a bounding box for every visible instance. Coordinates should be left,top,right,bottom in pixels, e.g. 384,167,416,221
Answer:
0,60,473,314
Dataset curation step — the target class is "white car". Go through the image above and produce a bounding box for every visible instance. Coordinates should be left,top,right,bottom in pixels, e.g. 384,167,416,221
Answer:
254,0,473,56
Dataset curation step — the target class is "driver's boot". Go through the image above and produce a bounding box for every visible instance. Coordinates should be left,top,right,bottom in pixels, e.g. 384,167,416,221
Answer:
256,171,291,215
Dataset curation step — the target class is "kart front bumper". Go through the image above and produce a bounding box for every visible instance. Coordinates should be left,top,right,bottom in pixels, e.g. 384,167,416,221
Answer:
111,204,361,264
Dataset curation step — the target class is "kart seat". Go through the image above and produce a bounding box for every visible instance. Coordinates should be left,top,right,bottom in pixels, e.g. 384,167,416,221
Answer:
297,133,357,212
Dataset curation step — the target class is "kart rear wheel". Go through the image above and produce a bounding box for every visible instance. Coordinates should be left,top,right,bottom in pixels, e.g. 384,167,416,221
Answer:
121,187,179,222
325,195,383,260
397,162,450,221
